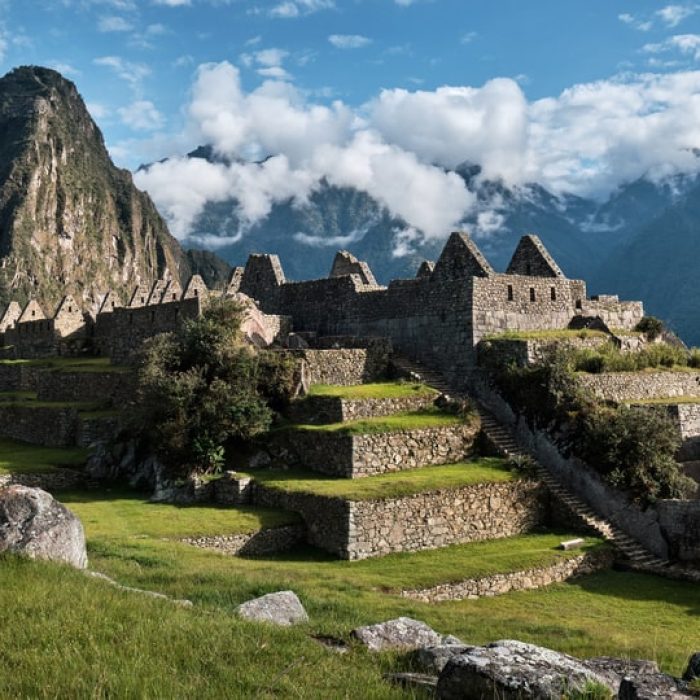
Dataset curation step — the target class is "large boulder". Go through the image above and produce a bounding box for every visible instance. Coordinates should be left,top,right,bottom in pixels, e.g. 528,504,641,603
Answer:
0,486,87,569
351,617,462,653
437,640,616,699
235,591,309,626
416,645,474,674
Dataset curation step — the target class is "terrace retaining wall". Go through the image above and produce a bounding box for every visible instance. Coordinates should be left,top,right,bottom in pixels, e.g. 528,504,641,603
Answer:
578,371,700,402
0,469,85,491
0,405,78,446
180,524,305,557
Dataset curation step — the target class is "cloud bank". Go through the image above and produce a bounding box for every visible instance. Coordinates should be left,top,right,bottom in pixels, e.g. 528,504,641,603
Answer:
134,61,700,244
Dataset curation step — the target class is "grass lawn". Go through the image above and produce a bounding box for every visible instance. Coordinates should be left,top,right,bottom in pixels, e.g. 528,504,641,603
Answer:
630,397,700,405
0,439,88,475
293,406,470,435
0,391,108,413
249,458,516,500
62,489,300,540
2,490,698,699
485,329,607,341
307,382,438,400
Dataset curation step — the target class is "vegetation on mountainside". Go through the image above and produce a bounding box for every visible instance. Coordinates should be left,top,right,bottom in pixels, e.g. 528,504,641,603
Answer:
481,348,696,503
571,339,695,373
128,298,297,478
635,316,665,341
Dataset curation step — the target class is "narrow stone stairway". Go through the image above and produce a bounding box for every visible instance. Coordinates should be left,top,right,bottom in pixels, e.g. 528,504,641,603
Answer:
391,352,700,583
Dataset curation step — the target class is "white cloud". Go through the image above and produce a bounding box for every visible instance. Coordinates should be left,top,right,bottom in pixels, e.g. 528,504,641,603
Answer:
643,34,700,61
97,15,133,31
153,0,191,6
266,0,334,18
618,12,653,31
134,62,700,245
656,4,697,27
460,31,477,44
49,61,82,77
328,34,371,49
86,102,108,120
93,55,150,90
118,100,165,130
254,48,288,67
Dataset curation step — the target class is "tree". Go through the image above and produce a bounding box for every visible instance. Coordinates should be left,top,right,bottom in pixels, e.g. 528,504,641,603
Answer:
128,298,296,478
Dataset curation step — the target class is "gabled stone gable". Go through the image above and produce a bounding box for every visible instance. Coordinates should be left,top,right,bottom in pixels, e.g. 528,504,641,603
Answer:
506,235,564,278
0,301,21,332
227,267,244,296
98,291,121,314
432,232,495,281
329,251,378,287
19,299,46,323
416,261,435,279
147,279,168,305
128,283,151,308
53,295,85,338
183,274,208,300
161,280,183,304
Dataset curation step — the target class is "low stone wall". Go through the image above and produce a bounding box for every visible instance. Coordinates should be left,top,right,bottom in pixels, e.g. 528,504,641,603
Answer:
578,371,700,402
76,415,120,448
0,405,78,446
0,469,85,491
36,370,136,405
280,421,480,477
0,364,42,392
401,547,614,602
346,480,547,559
253,485,350,555
180,524,305,557
287,394,436,424
656,500,700,563
254,479,548,560
295,339,391,386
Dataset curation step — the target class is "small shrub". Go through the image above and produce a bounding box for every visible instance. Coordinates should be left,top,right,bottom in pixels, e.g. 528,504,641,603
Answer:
635,316,664,341
506,453,539,478
563,679,614,700
688,348,700,369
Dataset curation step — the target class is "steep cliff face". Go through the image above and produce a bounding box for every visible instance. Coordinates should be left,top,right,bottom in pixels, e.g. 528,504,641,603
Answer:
0,65,190,312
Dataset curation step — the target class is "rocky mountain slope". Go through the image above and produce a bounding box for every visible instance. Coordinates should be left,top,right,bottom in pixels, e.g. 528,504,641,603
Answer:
0,66,223,313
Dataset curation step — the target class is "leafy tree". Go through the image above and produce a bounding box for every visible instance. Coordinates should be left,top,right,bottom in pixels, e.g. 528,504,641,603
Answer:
128,298,296,478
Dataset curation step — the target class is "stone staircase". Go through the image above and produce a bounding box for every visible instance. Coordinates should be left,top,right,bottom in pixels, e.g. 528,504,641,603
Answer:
391,353,700,583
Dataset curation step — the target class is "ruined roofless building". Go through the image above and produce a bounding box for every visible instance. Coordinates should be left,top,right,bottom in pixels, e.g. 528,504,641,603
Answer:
235,232,643,388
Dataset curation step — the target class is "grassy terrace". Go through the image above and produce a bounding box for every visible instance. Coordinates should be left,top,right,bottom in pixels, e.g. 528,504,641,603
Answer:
0,391,107,414
0,356,131,373
63,489,300,539
630,396,700,405
0,439,88,475
292,406,469,435
248,458,516,500
485,329,607,341
307,382,438,400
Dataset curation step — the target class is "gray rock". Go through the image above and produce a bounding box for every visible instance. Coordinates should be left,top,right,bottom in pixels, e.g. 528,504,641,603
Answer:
351,617,461,653
683,652,700,681
437,639,616,699
0,486,87,569
386,673,439,692
416,645,474,674
618,673,686,700
236,590,309,626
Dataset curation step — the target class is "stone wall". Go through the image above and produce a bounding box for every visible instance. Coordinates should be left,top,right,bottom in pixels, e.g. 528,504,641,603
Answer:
346,480,547,559
76,415,120,448
578,371,700,402
180,524,305,557
401,547,614,602
278,421,480,478
287,393,436,424
660,403,700,461
36,370,136,404
0,468,85,491
253,479,547,560
0,364,42,392
656,500,700,563
0,405,78,446
298,347,390,386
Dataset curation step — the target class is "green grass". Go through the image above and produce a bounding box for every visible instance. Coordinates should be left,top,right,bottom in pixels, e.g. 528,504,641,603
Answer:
0,391,105,412
630,397,700,405
307,382,438,400
0,439,88,475
485,329,607,341
62,489,300,539
0,356,131,374
249,458,516,500
293,406,469,435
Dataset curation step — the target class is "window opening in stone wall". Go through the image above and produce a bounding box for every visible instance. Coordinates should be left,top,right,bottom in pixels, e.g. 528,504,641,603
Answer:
140,296,145,304
530,288,536,302
507,285,513,301
550,287,556,301
575,299,582,310
68,305,72,312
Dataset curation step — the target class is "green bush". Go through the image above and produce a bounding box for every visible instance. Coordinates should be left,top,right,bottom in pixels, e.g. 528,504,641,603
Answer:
570,340,690,373
127,298,297,479
688,348,700,369
635,315,665,341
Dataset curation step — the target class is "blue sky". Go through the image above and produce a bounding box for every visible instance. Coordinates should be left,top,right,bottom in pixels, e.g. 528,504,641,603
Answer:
2,1,700,243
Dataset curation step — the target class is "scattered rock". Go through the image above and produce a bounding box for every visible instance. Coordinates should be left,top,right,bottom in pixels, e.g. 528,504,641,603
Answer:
437,639,616,699
416,644,474,674
683,652,700,681
0,485,87,569
585,657,662,688
351,617,461,653
236,590,309,626
86,571,193,608
311,634,350,655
